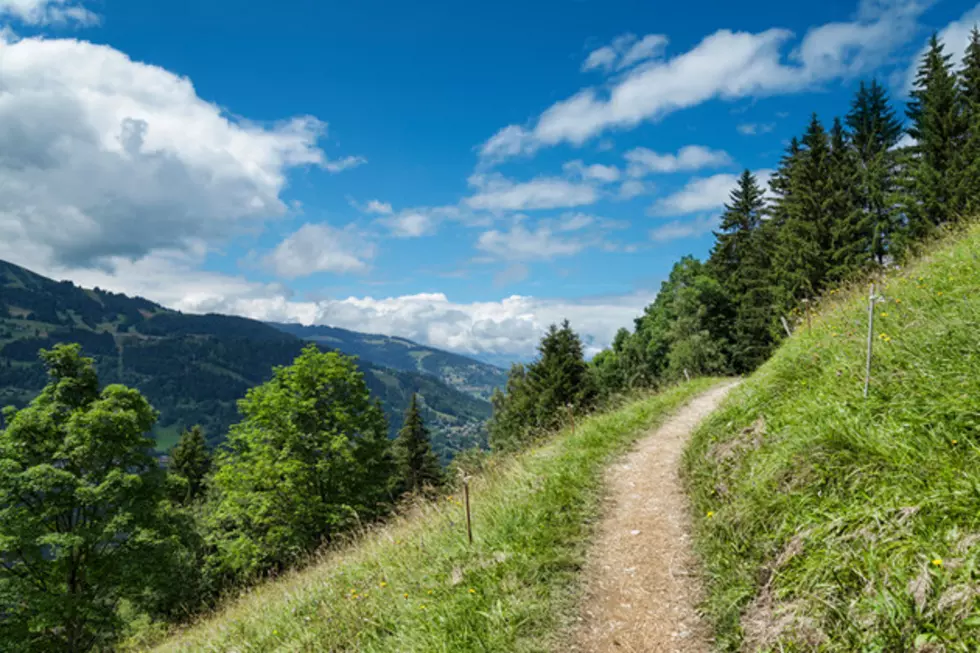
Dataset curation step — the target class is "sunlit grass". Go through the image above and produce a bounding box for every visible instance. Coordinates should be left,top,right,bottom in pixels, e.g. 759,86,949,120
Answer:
139,378,721,652
684,222,980,651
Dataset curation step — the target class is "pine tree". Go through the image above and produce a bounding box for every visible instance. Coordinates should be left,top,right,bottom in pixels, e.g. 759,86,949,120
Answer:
526,320,597,427
827,117,871,282
845,79,903,263
901,34,966,247
169,425,212,504
393,394,442,493
772,115,834,305
958,26,980,212
707,170,771,372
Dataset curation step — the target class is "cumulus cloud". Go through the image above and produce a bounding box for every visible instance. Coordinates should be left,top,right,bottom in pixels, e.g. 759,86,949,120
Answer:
262,223,374,278
0,0,98,26
562,159,621,183
465,173,598,211
323,155,367,172
618,179,653,199
481,0,929,163
476,224,585,261
650,169,773,216
581,33,668,73
0,36,361,273
650,214,720,241
625,145,732,177
226,291,657,360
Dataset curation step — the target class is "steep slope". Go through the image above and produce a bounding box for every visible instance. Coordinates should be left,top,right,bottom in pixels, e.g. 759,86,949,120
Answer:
272,322,507,400
684,224,980,650
0,260,490,458
140,379,721,652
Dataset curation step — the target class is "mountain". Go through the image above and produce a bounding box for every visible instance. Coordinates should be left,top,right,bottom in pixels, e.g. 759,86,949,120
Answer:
270,323,507,400
0,259,490,460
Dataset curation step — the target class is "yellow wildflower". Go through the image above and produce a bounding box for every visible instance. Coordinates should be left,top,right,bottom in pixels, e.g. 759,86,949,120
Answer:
380,581,387,588
932,558,943,567
468,588,476,594
707,511,715,518
403,593,409,599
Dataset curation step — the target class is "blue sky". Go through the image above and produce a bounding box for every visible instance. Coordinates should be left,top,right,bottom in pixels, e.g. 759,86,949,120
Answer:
0,0,977,362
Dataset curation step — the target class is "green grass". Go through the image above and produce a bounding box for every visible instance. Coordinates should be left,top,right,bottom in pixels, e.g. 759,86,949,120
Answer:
684,223,980,651
139,378,721,652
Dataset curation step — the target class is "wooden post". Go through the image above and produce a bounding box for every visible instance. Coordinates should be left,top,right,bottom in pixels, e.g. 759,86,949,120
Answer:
463,477,473,545
864,283,876,399
683,368,691,382
780,316,792,337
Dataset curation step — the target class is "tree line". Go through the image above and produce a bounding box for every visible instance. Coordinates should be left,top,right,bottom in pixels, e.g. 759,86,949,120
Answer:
489,31,980,447
0,343,444,652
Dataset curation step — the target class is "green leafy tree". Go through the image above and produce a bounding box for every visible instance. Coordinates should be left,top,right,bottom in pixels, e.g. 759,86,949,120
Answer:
845,79,904,263
169,425,212,504
900,33,966,248
0,344,181,652
207,345,394,580
393,394,442,493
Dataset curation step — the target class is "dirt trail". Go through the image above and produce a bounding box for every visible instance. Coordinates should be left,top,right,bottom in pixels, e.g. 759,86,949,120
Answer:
571,381,739,653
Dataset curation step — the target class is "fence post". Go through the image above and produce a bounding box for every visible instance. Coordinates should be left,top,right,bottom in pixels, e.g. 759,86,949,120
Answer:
781,316,792,337
463,477,473,545
683,368,691,382
864,283,876,398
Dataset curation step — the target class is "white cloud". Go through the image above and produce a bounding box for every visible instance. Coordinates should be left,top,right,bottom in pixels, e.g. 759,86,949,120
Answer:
624,145,732,177
0,0,98,26
581,33,668,73
262,223,374,278
476,224,585,261
229,291,658,359
650,214,720,241
555,212,595,232
562,159,621,183
476,124,537,164
465,173,598,211
323,155,367,173
0,36,360,272
903,2,980,92
378,205,472,238
481,0,928,163
361,199,393,215
618,179,653,199
650,169,773,216
737,122,775,135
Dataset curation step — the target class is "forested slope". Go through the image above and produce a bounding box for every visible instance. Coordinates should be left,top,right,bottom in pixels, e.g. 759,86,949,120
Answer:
684,224,980,650
0,259,490,458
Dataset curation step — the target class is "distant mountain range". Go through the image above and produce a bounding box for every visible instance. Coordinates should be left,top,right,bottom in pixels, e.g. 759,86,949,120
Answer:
0,259,505,461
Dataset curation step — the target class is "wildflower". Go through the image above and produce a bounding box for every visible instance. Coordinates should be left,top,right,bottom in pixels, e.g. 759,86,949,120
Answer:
895,298,902,304
428,590,433,595
403,593,409,599
952,440,958,445
707,511,715,518
380,581,387,588
419,604,427,610
881,312,889,317
350,589,356,594
932,558,943,567
937,291,944,297
468,588,476,594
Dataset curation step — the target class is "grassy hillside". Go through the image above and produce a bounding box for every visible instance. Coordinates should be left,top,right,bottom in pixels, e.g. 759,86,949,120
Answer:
684,224,980,651
0,260,490,459
272,323,508,400
138,378,721,652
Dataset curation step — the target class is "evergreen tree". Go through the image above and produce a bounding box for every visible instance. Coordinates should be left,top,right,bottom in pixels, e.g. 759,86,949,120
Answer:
393,394,442,493
0,345,184,652
827,117,871,282
708,170,773,372
208,345,395,580
772,115,834,305
958,26,980,212
169,425,212,504
526,320,597,427
845,79,904,263
488,363,535,452
901,34,965,247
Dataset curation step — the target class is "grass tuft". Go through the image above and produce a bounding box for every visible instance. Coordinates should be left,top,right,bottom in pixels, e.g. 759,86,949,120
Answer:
141,378,721,652
684,222,980,651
